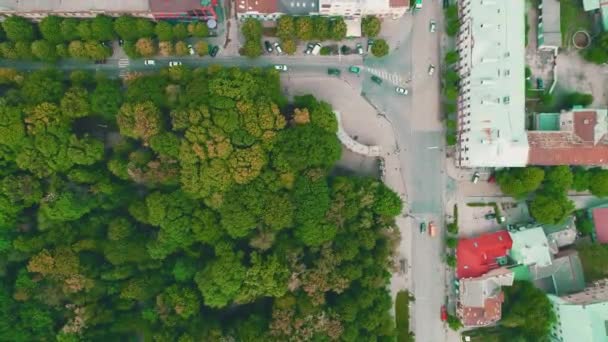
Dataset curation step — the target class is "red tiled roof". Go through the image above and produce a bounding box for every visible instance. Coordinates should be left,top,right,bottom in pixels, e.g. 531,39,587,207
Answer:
592,207,608,243
458,292,504,327
236,0,278,13
573,111,597,142
527,131,608,165
390,0,409,7
456,231,513,279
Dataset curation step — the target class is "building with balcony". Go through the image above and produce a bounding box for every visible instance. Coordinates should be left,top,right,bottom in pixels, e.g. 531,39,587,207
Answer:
456,0,529,167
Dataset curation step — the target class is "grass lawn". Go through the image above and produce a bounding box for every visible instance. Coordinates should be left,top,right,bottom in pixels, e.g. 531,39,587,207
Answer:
396,291,414,342
560,0,593,46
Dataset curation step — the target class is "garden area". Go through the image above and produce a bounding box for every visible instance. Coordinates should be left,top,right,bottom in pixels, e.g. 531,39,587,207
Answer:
395,291,414,342
0,15,213,62
0,65,404,341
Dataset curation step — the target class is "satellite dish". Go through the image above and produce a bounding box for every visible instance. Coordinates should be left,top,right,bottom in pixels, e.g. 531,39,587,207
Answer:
207,19,217,29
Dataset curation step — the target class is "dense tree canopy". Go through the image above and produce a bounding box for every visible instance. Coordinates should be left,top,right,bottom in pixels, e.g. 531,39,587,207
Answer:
501,281,556,340
0,66,402,341
496,167,545,199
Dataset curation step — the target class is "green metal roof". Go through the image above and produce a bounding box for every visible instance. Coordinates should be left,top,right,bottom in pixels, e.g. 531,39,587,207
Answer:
510,264,532,281
549,295,608,342
536,113,561,131
509,227,553,268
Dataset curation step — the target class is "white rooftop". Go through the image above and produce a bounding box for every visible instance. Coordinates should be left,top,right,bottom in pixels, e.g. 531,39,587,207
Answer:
459,0,529,167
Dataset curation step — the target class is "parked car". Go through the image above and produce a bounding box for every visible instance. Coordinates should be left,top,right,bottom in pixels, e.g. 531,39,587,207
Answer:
169,61,182,67
429,221,437,237
144,59,155,66
348,66,361,74
419,222,427,233
210,45,219,57
484,213,497,220
311,43,322,55
371,75,383,85
537,78,544,90
430,20,437,33
395,87,408,95
305,43,315,54
274,64,288,71
356,43,363,55
264,41,273,53
118,39,124,46
188,44,195,55
428,64,436,76
327,68,341,76
341,45,352,55
273,42,283,54
472,171,480,183
367,39,374,53
441,305,447,321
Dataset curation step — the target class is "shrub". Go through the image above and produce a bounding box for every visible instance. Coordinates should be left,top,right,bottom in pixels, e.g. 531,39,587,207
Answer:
371,39,389,57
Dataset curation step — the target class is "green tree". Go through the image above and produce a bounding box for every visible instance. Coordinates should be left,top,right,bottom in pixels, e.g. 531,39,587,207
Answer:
276,16,295,40
529,192,574,225
91,78,123,120
39,16,64,44
135,37,156,57
155,21,174,41
60,18,80,41
281,39,297,55
444,50,460,64
91,15,116,41
136,18,155,38
496,167,545,198
241,39,262,58
577,243,608,281
76,20,93,41
272,124,341,172
571,167,590,191
371,38,389,57
2,16,35,42
330,18,347,40
296,16,314,40
31,40,57,62
589,169,608,197
543,165,573,194
113,16,140,41
195,41,209,56
313,16,330,40
188,22,209,37
117,101,163,142
175,41,188,56
362,16,381,37
14,41,33,59
194,245,246,308
501,281,556,339
172,23,188,40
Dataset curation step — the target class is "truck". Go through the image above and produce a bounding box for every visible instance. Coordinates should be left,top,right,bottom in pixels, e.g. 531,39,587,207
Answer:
311,43,322,55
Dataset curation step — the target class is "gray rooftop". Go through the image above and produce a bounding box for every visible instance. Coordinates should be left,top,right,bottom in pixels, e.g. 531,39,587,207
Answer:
0,0,150,12
459,268,514,308
278,0,318,15
538,0,561,48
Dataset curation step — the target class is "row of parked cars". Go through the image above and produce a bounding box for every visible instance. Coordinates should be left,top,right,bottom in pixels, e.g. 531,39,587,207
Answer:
142,44,220,66
264,40,372,56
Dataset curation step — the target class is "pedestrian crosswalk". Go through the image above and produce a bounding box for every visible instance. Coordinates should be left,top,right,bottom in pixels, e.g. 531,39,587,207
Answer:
118,58,129,77
364,67,407,87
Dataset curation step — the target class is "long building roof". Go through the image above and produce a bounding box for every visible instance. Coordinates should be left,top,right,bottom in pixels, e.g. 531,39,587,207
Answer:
458,0,528,167
0,0,150,12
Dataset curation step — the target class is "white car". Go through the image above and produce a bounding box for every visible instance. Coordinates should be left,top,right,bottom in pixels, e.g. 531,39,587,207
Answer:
356,43,363,55
274,64,288,71
430,20,436,33
395,87,408,95
188,44,195,55
274,42,283,54
428,64,436,76
144,59,155,66
169,61,182,67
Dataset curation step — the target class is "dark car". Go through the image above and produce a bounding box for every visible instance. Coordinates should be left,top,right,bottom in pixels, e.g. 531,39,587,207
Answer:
209,45,220,58
118,39,124,46
371,75,383,85
264,41,273,53
94,59,106,64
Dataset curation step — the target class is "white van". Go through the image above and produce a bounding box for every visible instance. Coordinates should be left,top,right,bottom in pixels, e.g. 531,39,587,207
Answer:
311,43,321,55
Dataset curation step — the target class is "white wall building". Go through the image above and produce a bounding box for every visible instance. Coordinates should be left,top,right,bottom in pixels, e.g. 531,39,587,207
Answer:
456,0,529,167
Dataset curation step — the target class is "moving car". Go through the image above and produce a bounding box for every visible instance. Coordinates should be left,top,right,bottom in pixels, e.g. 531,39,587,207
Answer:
428,64,436,76
472,171,480,183
327,68,341,76
348,66,361,74
169,61,182,67
188,44,195,55
430,20,436,33
441,305,447,321
395,87,408,95
273,42,283,54
144,59,155,66
371,75,383,85
367,39,374,52
356,43,363,55
429,221,437,237
419,222,427,233
274,64,288,71
210,45,219,57
264,41,273,53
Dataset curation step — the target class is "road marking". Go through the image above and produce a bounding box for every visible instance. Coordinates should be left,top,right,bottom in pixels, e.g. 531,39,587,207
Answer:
118,59,129,68
364,66,407,87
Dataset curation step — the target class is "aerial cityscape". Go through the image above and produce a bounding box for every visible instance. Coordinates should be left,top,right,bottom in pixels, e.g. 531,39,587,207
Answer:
0,0,606,341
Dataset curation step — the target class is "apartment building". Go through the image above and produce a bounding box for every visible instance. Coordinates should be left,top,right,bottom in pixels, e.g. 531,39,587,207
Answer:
318,0,408,19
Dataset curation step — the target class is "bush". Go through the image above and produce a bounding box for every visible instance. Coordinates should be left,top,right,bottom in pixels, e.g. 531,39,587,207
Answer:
371,38,389,57
396,291,414,342
563,91,593,108
320,46,331,55
174,41,188,56
158,41,174,56
444,50,459,64
447,222,458,234
135,37,156,57
195,41,209,56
